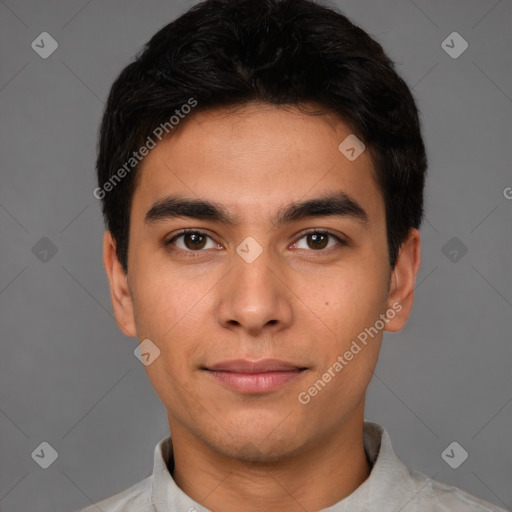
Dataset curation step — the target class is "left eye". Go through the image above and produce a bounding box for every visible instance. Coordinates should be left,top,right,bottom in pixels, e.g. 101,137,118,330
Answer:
293,231,343,251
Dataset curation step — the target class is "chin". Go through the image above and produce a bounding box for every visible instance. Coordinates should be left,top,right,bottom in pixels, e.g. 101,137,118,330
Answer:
207,423,305,464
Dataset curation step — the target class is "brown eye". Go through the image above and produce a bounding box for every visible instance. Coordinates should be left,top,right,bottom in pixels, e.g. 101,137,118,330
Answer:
167,230,219,252
293,230,345,251
183,232,207,250
307,232,329,250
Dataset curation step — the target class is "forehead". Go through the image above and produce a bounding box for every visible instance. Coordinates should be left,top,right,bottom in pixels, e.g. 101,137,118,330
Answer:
133,103,383,223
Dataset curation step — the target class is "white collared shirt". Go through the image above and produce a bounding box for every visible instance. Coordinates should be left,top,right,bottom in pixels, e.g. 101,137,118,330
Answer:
78,421,508,511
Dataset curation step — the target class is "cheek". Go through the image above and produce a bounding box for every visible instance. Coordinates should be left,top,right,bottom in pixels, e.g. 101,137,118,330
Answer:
310,261,389,328
299,270,385,401
129,260,209,337
131,278,204,406
129,267,212,381
300,268,389,392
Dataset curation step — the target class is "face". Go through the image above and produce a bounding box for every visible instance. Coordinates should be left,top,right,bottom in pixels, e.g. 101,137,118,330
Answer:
104,102,420,461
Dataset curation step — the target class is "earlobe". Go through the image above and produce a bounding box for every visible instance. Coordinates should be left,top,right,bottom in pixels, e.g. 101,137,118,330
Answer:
103,231,137,337
384,228,421,333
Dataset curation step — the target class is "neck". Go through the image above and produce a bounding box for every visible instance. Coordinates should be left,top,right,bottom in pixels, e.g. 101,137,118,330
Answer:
169,408,371,512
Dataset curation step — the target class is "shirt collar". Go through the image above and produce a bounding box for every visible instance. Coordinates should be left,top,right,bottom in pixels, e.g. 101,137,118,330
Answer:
151,421,415,511
321,422,419,511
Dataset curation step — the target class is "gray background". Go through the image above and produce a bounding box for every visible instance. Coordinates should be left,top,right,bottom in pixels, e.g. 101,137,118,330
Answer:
0,0,511,511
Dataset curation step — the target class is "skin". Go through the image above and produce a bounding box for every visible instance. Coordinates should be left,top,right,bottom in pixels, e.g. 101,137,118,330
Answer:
103,102,421,512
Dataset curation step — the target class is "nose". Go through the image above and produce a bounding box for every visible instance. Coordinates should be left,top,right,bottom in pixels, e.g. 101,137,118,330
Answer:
216,245,293,336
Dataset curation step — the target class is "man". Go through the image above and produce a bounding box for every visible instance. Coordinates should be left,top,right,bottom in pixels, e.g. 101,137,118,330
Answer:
82,0,507,510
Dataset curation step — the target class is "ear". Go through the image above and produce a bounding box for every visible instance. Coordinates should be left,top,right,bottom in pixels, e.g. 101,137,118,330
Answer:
103,231,137,337
384,228,421,332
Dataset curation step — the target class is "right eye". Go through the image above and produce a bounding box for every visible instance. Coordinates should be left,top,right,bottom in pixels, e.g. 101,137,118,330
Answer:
166,229,223,253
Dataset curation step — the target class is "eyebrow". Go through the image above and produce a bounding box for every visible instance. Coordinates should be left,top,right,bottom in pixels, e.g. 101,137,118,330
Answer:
144,191,368,227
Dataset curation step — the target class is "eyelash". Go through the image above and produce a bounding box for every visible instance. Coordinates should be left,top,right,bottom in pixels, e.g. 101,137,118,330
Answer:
164,228,346,257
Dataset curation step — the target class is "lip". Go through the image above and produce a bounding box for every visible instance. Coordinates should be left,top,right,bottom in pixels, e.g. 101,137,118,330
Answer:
203,359,308,394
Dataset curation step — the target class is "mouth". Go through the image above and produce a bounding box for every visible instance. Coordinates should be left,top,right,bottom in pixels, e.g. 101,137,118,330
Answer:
202,359,309,394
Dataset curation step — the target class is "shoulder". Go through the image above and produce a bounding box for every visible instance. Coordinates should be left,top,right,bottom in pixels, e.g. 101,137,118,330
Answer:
406,467,509,512
76,475,155,512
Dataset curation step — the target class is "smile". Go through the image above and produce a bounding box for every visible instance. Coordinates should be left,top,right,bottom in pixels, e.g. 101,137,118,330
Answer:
203,359,308,393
